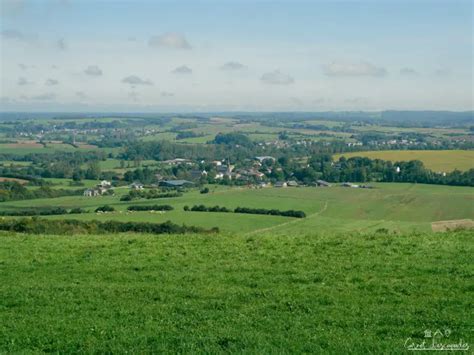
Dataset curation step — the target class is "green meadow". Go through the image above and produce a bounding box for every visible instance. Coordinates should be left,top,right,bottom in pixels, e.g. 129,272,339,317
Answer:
0,230,472,353
1,183,472,233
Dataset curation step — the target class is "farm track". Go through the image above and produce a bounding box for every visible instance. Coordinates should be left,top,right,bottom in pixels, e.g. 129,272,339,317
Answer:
245,200,329,236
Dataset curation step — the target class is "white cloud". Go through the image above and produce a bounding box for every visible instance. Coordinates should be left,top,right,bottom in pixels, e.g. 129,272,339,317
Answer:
1,29,37,42
17,77,32,85
400,67,418,75
161,91,174,97
148,32,191,49
84,65,103,76
76,91,87,99
129,91,139,101
323,61,387,77
221,61,246,71
172,65,192,74
45,78,59,86
56,38,67,51
30,93,56,100
260,70,294,85
121,75,153,85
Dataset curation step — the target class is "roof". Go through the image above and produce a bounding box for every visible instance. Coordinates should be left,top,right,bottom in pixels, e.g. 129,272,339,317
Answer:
161,180,194,186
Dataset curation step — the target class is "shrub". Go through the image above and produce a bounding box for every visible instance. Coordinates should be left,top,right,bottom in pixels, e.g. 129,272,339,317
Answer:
95,205,115,213
127,205,173,211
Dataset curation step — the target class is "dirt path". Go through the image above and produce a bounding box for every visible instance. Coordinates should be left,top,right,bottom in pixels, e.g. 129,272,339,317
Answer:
245,200,328,236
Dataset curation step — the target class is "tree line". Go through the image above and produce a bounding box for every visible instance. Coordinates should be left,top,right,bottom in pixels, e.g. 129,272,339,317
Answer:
0,218,219,235
184,205,306,218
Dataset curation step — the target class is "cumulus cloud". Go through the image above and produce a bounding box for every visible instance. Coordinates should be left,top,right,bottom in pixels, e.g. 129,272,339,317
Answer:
129,91,139,101
260,70,294,85
30,93,56,100
121,75,153,86
76,91,87,99
1,29,37,42
17,77,32,85
172,65,192,74
84,65,103,76
56,38,67,50
1,0,27,17
434,67,450,76
323,61,387,77
221,61,246,71
149,32,191,49
45,78,59,86
400,67,418,75
161,91,174,97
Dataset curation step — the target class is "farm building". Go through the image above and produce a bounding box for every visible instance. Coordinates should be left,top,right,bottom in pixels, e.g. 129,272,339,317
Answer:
255,156,276,163
98,180,111,188
316,180,331,187
83,188,101,197
162,158,193,165
130,182,144,190
341,182,359,188
274,181,287,188
287,180,299,187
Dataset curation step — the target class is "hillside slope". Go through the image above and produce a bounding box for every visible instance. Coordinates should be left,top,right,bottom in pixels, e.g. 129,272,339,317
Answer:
1,231,472,353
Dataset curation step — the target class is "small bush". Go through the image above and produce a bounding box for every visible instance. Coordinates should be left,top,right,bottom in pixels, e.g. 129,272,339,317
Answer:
95,205,115,213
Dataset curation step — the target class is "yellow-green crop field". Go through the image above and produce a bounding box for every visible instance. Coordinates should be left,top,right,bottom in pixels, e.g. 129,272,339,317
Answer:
334,150,474,172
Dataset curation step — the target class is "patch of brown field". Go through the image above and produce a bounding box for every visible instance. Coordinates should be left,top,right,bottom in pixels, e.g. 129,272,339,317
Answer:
0,177,29,184
431,219,474,232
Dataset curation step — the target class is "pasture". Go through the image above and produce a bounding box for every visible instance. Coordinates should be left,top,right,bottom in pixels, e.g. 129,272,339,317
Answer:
0,229,472,353
334,150,474,172
1,183,472,234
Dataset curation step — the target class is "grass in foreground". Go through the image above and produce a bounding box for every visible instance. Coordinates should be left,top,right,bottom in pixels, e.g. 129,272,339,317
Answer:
0,230,472,353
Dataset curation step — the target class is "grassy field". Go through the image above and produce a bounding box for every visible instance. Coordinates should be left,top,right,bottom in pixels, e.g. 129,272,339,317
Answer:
0,230,472,353
1,183,472,234
334,150,474,172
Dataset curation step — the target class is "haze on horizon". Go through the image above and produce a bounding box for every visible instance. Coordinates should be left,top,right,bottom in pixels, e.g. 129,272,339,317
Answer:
0,0,472,112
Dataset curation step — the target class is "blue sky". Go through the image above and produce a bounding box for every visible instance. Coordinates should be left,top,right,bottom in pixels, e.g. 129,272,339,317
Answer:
1,0,472,111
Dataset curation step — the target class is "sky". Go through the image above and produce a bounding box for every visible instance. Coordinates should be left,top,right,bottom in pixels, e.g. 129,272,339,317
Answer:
0,0,472,112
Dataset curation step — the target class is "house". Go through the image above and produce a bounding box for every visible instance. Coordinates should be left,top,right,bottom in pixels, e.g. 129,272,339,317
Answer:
130,182,144,190
255,156,276,163
189,170,208,180
159,180,194,188
274,181,287,188
316,179,331,187
162,158,192,165
83,188,100,197
287,180,299,187
98,180,111,188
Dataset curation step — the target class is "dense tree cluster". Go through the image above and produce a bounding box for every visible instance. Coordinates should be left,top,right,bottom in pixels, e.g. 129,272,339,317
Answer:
120,190,182,201
183,205,306,218
0,181,81,202
0,218,218,235
0,207,86,216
